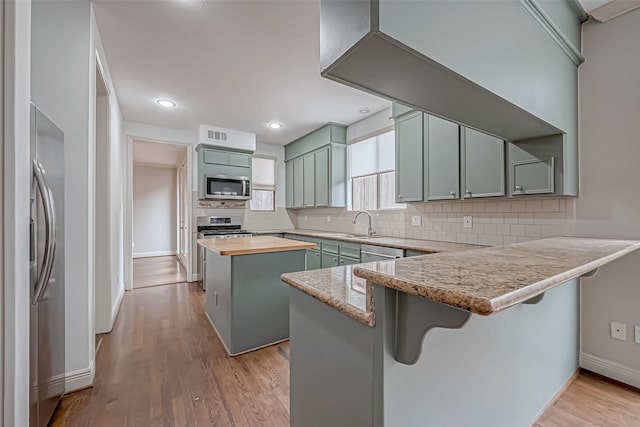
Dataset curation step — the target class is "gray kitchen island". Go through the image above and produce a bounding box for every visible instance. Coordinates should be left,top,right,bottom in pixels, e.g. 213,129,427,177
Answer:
199,236,314,356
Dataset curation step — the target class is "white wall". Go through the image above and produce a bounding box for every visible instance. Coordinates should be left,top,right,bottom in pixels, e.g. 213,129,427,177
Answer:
577,10,640,386
31,0,94,391
3,1,32,425
132,165,178,257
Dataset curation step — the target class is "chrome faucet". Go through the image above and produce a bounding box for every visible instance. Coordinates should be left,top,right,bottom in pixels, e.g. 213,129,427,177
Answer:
353,211,376,237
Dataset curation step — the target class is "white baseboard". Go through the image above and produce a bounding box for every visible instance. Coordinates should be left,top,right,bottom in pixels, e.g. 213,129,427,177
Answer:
65,361,95,392
580,352,640,388
110,284,125,328
132,250,176,259
190,273,200,283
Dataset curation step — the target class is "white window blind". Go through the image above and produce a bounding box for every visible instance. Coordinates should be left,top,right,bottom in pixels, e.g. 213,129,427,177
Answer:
347,131,405,211
251,157,276,211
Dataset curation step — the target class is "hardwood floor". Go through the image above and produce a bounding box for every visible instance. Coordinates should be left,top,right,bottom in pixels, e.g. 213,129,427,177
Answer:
51,280,640,426
133,255,187,288
51,283,290,426
534,370,640,426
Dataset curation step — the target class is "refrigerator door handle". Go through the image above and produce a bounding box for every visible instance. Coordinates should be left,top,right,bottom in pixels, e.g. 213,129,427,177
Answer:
32,159,57,305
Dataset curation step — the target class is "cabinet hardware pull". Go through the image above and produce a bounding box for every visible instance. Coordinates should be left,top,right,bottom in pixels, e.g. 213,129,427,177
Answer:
450,191,456,196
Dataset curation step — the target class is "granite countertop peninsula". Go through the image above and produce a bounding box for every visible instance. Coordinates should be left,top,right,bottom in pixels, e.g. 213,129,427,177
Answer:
281,264,376,326
198,236,315,256
253,229,482,253
282,237,640,325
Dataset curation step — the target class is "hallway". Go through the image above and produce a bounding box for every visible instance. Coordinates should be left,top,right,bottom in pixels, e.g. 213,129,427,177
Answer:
51,283,290,426
133,256,187,288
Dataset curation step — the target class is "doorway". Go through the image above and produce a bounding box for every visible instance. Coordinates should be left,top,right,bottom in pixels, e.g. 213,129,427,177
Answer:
129,140,190,289
94,60,111,344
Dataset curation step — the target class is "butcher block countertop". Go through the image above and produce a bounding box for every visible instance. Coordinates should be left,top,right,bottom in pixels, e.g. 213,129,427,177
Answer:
198,236,316,256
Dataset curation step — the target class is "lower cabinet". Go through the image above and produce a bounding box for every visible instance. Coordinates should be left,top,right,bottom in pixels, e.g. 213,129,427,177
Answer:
306,249,322,270
322,253,340,268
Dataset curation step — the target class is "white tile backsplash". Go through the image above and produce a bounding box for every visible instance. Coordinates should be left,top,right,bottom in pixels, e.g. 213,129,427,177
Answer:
291,197,576,246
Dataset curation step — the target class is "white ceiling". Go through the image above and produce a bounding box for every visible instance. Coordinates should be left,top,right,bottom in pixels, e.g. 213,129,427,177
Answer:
132,140,187,167
93,0,390,145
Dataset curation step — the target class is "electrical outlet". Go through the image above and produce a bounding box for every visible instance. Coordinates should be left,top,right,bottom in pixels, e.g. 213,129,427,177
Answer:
635,325,640,344
327,215,331,223
463,216,473,229
411,215,422,226
611,321,627,341
304,215,308,222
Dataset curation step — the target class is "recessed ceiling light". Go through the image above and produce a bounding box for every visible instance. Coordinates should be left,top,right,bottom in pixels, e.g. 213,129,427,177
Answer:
157,99,176,108
268,122,283,129
358,108,371,114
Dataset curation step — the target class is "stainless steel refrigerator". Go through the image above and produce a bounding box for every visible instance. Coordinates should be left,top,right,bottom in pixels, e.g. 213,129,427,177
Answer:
29,104,65,427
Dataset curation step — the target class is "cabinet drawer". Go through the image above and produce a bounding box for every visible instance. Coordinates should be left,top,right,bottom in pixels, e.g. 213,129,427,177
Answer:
203,149,229,165
321,240,339,254
228,152,251,167
339,242,361,259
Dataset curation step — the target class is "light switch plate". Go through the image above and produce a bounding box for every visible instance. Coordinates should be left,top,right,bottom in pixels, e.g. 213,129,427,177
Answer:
463,216,473,228
304,215,308,222
411,215,422,226
635,325,640,344
611,321,627,341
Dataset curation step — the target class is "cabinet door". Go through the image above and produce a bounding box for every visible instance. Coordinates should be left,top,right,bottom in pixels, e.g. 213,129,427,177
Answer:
286,160,294,208
203,148,229,165
314,147,330,207
395,112,424,202
303,153,316,207
427,115,460,200
306,250,322,270
461,128,505,198
228,152,251,168
293,157,304,208
321,253,339,268
510,157,555,196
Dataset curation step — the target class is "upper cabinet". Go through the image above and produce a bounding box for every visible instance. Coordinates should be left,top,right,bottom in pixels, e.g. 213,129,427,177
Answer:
461,128,505,199
393,103,572,201
285,124,347,209
426,115,460,201
319,0,582,196
395,111,424,203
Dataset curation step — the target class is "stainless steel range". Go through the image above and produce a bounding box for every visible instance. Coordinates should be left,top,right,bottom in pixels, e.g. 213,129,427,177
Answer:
197,216,252,290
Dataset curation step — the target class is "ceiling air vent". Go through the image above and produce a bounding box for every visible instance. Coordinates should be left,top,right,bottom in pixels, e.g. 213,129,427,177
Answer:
207,129,228,142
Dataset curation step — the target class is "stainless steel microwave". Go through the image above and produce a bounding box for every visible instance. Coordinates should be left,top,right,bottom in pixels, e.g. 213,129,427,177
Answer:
200,174,251,200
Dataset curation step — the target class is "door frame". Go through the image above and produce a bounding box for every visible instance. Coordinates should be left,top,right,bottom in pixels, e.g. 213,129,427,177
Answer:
176,154,189,270
124,136,193,291
93,54,112,334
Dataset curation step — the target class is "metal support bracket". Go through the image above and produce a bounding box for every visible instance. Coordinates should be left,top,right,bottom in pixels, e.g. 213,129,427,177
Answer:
395,292,471,365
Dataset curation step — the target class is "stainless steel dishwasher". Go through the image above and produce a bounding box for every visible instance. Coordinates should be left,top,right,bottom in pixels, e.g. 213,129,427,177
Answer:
360,244,404,262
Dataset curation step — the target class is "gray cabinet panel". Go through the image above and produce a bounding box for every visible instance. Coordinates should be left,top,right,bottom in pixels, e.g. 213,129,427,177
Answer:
321,253,339,268
293,157,304,208
461,128,505,198
314,147,330,207
303,153,316,207
306,249,322,270
339,256,360,266
203,148,229,165
392,102,414,118
228,152,251,167
511,157,555,196
286,160,294,208
395,111,424,202
427,115,460,200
